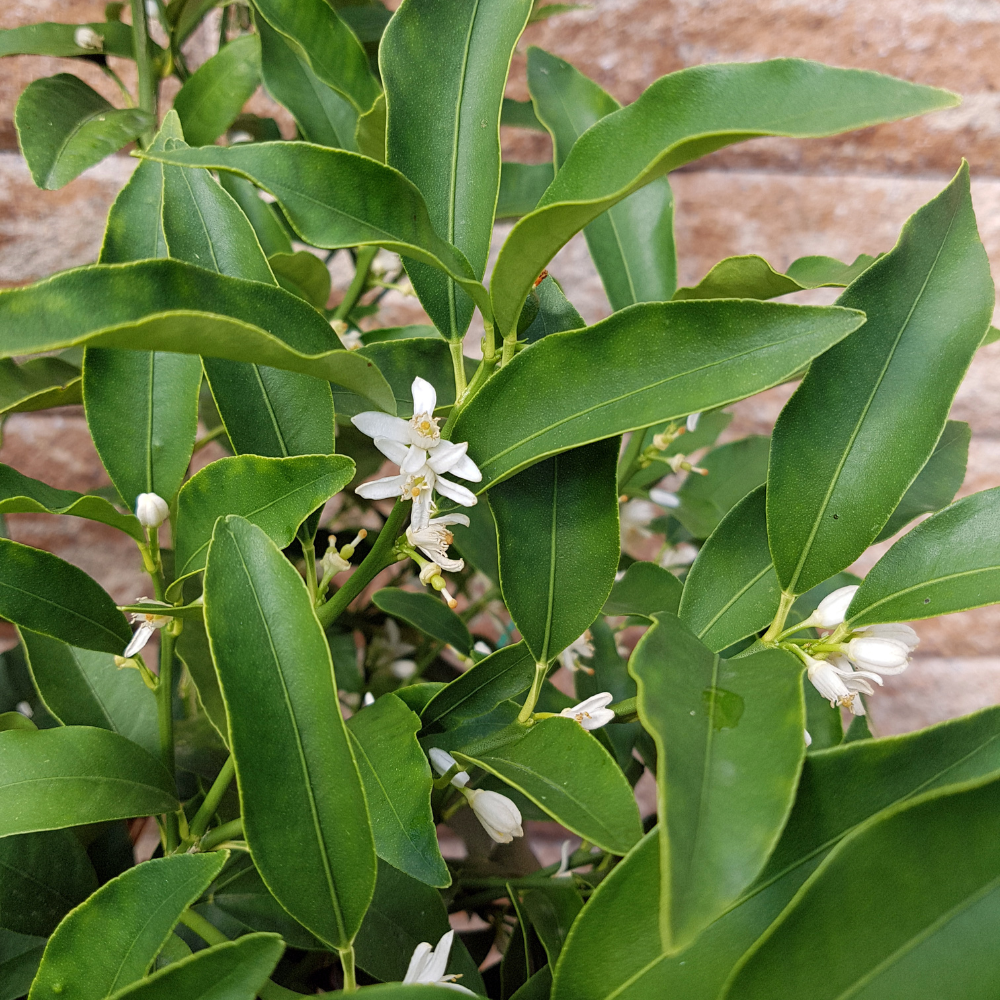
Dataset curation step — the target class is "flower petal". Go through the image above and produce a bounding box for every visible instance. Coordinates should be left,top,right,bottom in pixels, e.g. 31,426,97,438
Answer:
431,513,470,528
435,475,477,507
356,475,404,500
401,445,428,474
123,623,155,658
411,376,437,416
427,440,468,474
373,436,409,465
403,942,433,984
449,452,482,482
423,930,454,985
412,486,434,529
352,411,410,442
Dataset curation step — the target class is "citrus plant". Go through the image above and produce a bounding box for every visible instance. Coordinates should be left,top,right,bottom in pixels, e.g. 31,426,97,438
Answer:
1,1,998,998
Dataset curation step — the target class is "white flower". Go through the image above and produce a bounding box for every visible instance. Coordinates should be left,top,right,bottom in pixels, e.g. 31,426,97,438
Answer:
124,599,172,657
402,930,475,994
553,839,575,878
407,513,469,573
659,542,698,569
473,641,492,656
559,631,594,673
804,729,813,747
429,747,470,787
560,692,615,730
362,692,375,707
648,487,681,509
74,26,103,50
390,658,417,679
464,787,523,843
321,547,351,576
135,492,169,528
686,412,701,433
856,622,919,652
807,585,860,629
846,635,910,675
805,653,880,716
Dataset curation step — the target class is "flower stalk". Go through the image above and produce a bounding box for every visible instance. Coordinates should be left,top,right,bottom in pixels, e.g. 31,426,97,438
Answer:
517,662,550,724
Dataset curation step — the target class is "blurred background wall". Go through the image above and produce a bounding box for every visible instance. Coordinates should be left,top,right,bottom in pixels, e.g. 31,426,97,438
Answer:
2,0,999,734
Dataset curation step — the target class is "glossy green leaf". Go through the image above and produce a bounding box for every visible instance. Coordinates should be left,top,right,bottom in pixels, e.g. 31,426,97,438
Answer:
0,727,176,837
20,629,157,757
269,251,331,309
355,93,386,162
174,453,353,583
382,0,532,338
518,883,583,964
176,618,229,745
372,590,472,655
256,16,358,149
338,5,393,43
603,561,682,618
354,863,484,992
727,776,1000,999
0,357,81,416
0,930,46,1000
0,22,135,58
0,464,142,541
108,933,283,1000
528,47,677,308
448,495,500,582
0,539,131,654
15,74,153,190
0,712,36,733
768,164,993,595
455,717,642,854
873,419,969,542
630,614,805,950
497,162,555,219
204,516,375,950
139,143,491,319
347,694,449,887
847,486,1000,625
673,252,878,300
252,0,380,114
420,643,535,732
511,967,553,1000
492,59,955,335
28,853,225,1000
173,34,261,147
217,173,293,257
0,260,394,413
679,486,780,652
519,275,585,344
0,830,98,936
454,300,864,490
502,97,545,131
490,438,620,664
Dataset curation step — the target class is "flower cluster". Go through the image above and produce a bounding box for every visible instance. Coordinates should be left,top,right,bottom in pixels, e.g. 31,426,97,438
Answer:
429,748,524,844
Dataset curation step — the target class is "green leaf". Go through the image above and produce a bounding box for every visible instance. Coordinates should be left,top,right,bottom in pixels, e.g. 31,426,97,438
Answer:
381,0,532,339
528,47,677,308
630,614,805,950
873,419,969,542
252,0,381,114
355,93,386,162
0,21,136,58
0,930,46,1000
726,776,1000,999
492,59,955,335
455,716,642,854
269,251,331,309
0,712,36,732
520,275,585,344
767,164,993,595
847,485,1000,626
347,694,450,888
28,853,225,1000
420,643,535,732
0,539,131,654
176,618,229,745
138,143,491,320
372,590,472,655
511,967,553,1000
497,162,555,219
256,16,358,149
453,300,864,490
0,259,394,413
0,464,143,541
448,495,500,582
337,6,393,44
20,630,158,757
204,516,375,950
14,74,153,190
603,561,682,618
0,357,81,416
217,173,293,257
0,727,176,837
354,863,484,992
517,883,583,964
174,453,353,585
0,830,98,936
490,438,620,664
673,252,878,300
173,34,261,147
107,933,284,1000
679,486,779,652
502,97,545,131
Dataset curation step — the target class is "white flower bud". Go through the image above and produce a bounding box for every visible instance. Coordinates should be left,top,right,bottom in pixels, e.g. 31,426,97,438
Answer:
857,622,919,652
648,487,681,509
847,636,910,674
135,492,169,528
74,26,104,50
812,585,859,628
465,788,523,843
428,747,469,787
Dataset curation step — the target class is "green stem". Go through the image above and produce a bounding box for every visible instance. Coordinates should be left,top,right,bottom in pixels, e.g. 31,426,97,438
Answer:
500,330,518,367
517,662,549,724
193,423,228,452
129,0,157,147
158,628,179,851
449,339,468,399
333,246,379,321
180,908,229,946
316,501,409,628
200,817,244,852
617,428,649,493
189,756,235,840
302,534,318,605
610,696,637,721
762,590,797,644
339,945,358,992
441,353,497,439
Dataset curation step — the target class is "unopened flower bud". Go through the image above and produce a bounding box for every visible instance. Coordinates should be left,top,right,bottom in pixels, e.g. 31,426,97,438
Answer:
857,622,919,651
847,636,910,674
464,787,523,843
812,585,859,628
135,492,169,528
429,747,470,787
74,26,104,50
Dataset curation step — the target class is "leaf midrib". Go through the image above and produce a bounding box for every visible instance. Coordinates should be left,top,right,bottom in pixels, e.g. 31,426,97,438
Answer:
851,564,1000,622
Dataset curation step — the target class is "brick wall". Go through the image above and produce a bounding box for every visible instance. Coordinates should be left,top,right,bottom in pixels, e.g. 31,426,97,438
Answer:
2,0,998,734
